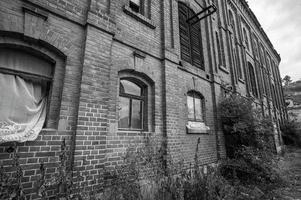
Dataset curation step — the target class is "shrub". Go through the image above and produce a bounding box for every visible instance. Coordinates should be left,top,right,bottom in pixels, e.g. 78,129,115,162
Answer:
219,94,275,157
0,144,25,200
219,94,285,199
281,118,301,147
220,147,281,185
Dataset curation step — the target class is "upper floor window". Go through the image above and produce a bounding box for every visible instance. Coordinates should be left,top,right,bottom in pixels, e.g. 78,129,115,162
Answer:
243,28,249,50
118,78,146,130
235,47,243,79
187,91,204,122
261,68,267,95
178,2,204,70
267,56,273,76
229,10,235,28
253,38,258,57
215,32,222,67
248,62,258,98
259,46,265,66
266,55,272,74
129,0,144,15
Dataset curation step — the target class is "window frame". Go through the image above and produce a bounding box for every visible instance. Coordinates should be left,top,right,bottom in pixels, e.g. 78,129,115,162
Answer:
187,91,205,122
118,78,147,131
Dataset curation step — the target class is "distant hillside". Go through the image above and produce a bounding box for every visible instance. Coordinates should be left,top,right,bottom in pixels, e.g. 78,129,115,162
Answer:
284,81,301,106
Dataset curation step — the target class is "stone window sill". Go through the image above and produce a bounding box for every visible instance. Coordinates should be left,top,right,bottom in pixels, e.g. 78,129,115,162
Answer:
186,121,210,134
123,6,156,29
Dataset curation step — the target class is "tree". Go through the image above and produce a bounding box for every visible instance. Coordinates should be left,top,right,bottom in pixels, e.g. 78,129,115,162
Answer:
282,75,292,87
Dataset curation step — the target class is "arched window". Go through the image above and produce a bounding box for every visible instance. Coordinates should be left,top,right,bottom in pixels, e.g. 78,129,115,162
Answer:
178,2,204,69
248,62,258,98
0,47,54,143
118,78,146,130
187,91,204,122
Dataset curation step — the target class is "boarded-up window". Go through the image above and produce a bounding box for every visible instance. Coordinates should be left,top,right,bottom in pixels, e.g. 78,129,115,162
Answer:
178,2,204,70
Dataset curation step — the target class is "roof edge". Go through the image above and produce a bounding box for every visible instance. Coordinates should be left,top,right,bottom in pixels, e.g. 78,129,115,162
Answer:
240,0,281,62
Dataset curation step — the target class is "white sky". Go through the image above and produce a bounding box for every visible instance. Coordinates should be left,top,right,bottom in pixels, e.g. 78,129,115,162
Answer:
248,0,301,81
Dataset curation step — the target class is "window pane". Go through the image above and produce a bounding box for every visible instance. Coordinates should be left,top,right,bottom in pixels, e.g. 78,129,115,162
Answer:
129,0,140,13
131,99,142,129
120,80,141,96
195,98,203,121
130,0,140,5
187,95,195,120
118,97,130,128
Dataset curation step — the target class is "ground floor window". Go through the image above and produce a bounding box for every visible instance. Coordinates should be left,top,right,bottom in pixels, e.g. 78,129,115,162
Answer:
187,91,204,122
118,79,146,130
0,47,53,143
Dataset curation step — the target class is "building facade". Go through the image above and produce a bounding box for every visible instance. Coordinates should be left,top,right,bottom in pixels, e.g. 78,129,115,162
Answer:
0,0,286,198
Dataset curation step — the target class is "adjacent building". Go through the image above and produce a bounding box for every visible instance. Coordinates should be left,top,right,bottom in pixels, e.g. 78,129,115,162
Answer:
0,0,286,198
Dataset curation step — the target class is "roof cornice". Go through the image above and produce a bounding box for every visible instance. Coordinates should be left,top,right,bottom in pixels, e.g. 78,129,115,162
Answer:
237,0,281,62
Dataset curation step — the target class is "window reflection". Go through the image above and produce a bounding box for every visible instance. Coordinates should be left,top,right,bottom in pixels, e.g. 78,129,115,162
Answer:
187,92,204,122
119,79,145,130
118,97,130,128
120,80,142,96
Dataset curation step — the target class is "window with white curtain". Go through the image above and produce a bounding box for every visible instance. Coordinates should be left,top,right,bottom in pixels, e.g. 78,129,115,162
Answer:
0,48,53,143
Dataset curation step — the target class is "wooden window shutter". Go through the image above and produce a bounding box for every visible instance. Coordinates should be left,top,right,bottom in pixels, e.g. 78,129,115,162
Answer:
178,3,204,70
179,3,191,63
189,9,204,69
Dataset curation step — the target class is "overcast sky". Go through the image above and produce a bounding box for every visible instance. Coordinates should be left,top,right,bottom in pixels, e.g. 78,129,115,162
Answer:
248,0,301,81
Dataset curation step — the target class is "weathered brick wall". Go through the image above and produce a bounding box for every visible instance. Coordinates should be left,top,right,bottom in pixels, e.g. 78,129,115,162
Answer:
0,0,85,198
0,0,286,199
25,0,89,23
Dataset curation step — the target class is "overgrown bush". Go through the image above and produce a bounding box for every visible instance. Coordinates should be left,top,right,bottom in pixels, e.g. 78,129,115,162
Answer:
102,136,243,200
0,144,25,200
281,118,301,147
219,94,258,157
219,94,284,199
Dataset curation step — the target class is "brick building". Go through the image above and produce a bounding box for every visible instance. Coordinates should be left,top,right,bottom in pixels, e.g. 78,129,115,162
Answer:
0,0,286,198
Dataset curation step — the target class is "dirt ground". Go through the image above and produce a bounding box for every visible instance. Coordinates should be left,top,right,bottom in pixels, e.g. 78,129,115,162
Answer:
276,147,301,200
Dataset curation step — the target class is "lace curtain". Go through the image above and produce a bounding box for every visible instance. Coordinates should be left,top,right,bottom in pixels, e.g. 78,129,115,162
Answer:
0,73,47,143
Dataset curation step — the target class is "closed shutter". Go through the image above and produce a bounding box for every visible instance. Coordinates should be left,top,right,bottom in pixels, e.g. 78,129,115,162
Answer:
189,9,204,69
178,3,204,70
179,4,191,63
